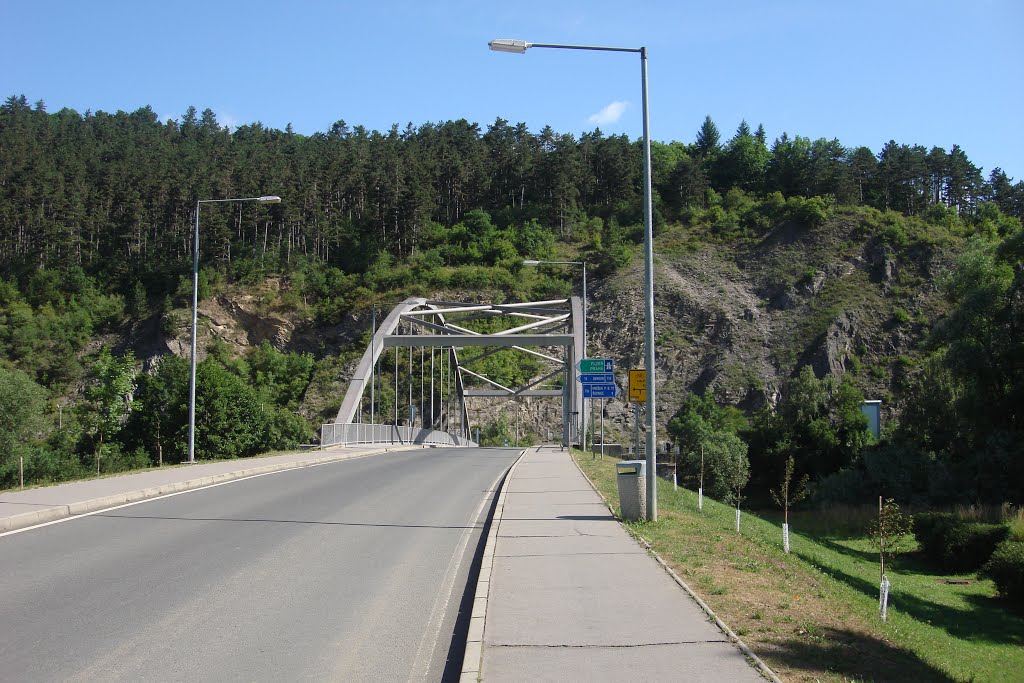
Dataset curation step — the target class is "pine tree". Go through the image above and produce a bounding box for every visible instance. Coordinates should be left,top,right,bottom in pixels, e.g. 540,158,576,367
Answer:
695,115,720,158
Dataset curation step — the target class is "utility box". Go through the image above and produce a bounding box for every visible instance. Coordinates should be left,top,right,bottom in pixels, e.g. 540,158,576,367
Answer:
616,460,647,521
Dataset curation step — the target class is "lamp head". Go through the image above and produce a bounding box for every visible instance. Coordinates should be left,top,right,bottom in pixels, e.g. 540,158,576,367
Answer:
258,195,282,204
489,38,530,54
522,259,541,265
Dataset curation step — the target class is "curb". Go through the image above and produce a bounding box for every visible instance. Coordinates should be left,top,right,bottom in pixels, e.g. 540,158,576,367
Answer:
0,446,418,534
460,447,529,683
569,452,783,683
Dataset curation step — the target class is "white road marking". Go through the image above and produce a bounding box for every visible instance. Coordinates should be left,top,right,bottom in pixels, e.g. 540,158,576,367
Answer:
406,466,507,682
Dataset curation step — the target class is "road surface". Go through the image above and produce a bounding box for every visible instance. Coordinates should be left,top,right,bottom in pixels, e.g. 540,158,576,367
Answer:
0,447,520,681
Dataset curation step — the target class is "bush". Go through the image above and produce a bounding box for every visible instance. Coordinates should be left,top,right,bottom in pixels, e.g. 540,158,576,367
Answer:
914,511,1010,572
981,541,1024,609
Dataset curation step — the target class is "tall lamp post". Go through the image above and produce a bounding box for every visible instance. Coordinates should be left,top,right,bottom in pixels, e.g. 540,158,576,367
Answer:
493,38,657,520
187,195,281,464
522,259,587,356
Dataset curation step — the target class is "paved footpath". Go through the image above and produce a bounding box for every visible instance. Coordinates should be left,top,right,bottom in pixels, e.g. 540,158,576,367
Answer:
0,445,411,533
466,446,770,682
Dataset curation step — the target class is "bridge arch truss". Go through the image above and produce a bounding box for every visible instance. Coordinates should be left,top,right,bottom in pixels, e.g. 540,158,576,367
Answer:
321,297,587,447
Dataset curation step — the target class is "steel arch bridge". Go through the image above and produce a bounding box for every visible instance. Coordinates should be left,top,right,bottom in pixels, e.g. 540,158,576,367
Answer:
320,296,588,448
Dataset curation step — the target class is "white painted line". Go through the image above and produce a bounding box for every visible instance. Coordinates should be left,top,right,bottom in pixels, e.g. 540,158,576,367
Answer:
406,458,512,683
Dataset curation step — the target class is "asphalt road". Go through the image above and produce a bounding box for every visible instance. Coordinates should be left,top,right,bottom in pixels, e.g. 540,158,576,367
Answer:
0,447,520,682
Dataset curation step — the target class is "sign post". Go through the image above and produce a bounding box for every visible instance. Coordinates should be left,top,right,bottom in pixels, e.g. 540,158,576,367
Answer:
578,358,616,452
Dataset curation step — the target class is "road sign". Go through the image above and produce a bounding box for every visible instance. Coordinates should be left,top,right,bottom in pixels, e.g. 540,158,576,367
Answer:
628,369,647,403
583,384,617,398
578,358,614,374
577,373,614,384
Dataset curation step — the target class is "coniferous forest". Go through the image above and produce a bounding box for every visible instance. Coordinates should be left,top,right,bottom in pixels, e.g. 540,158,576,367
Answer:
1,94,1022,506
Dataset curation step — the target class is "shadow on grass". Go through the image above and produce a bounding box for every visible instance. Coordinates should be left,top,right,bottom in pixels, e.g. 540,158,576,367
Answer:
766,626,958,683
807,536,958,579
795,559,1024,647
812,535,879,563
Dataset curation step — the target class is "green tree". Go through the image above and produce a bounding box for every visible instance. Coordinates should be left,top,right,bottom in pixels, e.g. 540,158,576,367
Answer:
713,120,768,192
194,360,264,459
708,431,750,504
694,115,721,158
479,414,514,447
0,365,49,487
247,342,314,409
668,392,748,499
129,354,189,466
83,348,137,473
128,281,148,320
750,366,869,489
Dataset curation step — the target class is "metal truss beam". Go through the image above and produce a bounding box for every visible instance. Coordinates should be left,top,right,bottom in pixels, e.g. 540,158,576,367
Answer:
329,296,587,447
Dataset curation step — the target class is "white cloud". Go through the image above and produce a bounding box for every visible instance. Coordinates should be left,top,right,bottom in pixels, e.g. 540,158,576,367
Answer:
587,100,629,126
218,111,239,131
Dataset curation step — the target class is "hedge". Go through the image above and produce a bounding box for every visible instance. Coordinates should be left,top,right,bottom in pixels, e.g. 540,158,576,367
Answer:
981,541,1024,610
913,512,1010,573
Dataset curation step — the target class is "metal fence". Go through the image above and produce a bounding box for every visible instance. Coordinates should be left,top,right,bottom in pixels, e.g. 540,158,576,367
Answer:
320,422,477,448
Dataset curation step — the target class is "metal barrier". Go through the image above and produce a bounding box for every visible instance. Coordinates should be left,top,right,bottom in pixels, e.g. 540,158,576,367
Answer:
320,422,477,448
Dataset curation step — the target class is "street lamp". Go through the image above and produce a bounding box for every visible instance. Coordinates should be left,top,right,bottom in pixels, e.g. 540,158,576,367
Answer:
522,259,587,356
187,195,281,464
494,38,658,520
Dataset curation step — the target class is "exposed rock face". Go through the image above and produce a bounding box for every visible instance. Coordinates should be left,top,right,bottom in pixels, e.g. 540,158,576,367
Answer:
215,296,294,349
817,311,858,378
158,295,294,363
571,216,947,445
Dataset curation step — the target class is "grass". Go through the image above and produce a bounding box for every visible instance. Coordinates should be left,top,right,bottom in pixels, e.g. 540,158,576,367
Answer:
573,452,1024,683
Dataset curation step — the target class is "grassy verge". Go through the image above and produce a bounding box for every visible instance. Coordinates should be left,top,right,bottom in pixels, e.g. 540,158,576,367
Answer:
573,452,1024,683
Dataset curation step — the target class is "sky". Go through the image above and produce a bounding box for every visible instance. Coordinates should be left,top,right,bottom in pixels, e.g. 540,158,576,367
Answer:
3,0,1022,180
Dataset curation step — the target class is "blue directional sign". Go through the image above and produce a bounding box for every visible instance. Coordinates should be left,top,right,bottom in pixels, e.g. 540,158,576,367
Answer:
578,373,614,384
583,384,617,398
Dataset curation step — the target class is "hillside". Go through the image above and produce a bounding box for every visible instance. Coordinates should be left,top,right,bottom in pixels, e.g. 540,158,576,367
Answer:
134,203,957,454
1,99,1021,504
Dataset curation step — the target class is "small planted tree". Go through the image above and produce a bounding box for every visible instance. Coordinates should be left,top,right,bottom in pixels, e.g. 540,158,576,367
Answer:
699,443,705,511
717,434,750,533
868,496,912,620
770,454,809,553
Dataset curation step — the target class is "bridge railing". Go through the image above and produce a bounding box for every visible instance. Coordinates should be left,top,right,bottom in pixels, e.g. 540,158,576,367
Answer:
320,422,476,448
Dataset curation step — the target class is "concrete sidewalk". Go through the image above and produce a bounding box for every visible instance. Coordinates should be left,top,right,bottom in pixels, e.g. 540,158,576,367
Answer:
465,446,771,682
0,445,412,533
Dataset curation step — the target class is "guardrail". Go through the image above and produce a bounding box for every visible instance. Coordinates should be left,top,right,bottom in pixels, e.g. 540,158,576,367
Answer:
320,422,477,448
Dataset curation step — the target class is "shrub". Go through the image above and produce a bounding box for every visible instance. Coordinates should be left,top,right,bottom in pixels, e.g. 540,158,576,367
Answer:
914,511,1010,572
980,541,1024,609
785,195,833,227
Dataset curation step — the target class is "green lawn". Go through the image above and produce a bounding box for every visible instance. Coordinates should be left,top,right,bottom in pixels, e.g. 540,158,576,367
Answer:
574,452,1024,683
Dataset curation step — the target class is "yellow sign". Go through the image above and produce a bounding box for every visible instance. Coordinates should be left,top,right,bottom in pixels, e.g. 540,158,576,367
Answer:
628,369,647,403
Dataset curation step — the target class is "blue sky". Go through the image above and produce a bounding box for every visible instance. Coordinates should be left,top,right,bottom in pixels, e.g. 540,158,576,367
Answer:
3,0,1022,180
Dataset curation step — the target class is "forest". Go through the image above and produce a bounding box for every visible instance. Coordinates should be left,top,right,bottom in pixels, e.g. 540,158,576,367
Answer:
0,94,1022,507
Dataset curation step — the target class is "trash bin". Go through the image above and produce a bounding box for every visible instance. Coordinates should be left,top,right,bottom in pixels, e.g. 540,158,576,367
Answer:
616,460,647,521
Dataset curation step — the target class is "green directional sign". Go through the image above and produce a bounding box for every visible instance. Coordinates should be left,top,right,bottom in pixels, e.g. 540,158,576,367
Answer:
578,358,613,374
